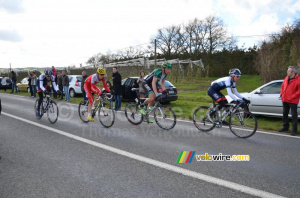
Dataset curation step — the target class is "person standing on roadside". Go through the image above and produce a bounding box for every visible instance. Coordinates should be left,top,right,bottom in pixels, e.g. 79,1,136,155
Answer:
278,66,300,136
28,72,33,97
10,71,18,94
137,70,146,99
112,67,122,111
81,71,88,103
52,66,57,99
31,72,37,98
62,71,70,101
57,72,63,100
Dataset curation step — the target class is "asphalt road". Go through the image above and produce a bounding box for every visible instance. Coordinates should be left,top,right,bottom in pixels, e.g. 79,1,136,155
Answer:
0,93,299,198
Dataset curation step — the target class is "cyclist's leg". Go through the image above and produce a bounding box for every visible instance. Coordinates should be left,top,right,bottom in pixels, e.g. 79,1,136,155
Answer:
85,84,94,121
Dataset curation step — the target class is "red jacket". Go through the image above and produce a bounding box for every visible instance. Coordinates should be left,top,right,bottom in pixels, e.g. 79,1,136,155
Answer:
280,75,300,104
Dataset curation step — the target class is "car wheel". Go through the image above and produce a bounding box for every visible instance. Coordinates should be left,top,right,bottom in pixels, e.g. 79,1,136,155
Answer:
69,88,76,98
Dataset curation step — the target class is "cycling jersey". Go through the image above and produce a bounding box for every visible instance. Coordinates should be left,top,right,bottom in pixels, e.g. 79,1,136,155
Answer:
84,74,110,104
208,76,243,102
142,68,167,95
144,68,168,87
36,74,58,92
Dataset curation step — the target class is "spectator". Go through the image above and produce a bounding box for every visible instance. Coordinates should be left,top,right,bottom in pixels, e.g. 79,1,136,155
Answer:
10,71,18,94
102,81,113,93
137,70,146,98
57,72,63,100
81,71,88,103
278,66,300,136
1,75,7,91
52,66,57,99
112,67,122,111
62,71,70,101
28,72,33,97
31,72,37,98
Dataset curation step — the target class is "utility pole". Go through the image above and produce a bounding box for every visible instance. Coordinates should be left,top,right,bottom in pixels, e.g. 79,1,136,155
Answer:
154,39,157,68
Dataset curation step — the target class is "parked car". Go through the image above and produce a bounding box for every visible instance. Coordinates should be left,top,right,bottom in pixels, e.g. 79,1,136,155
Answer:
121,77,178,103
0,77,12,91
225,80,300,118
17,77,30,92
67,75,82,97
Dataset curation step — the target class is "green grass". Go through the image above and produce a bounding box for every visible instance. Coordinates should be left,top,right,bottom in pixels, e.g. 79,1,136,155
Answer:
1,75,299,134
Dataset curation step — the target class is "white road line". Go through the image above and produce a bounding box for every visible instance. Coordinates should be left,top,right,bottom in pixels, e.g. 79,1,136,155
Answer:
2,111,286,198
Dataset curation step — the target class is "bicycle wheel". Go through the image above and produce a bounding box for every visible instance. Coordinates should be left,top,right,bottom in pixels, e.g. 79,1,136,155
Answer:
78,101,89,123
98,102,115,128
125,103,143,125
229,110,257,138
193,106,216,132
34,99,43,119
47,100,59,124
154,105,176,130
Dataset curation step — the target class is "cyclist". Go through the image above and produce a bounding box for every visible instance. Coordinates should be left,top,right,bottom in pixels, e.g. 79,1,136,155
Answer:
84,68,110,122
207,68,250,122
36,69,61,118
140,61,172,123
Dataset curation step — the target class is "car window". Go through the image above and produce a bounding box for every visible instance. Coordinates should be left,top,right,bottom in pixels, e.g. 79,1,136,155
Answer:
124,79,132,86
6,79,11,83
121,78,127,85
260,82,282,94
76,77,82,82
69,77,73,82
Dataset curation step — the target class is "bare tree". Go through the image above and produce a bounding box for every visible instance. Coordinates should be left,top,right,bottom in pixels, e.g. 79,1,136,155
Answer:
153,25,184,58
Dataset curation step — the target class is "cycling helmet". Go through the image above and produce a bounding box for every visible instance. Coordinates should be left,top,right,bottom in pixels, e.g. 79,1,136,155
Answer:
97,68,106,75
162,62,172,69
44,69,53,77
229,68,241,77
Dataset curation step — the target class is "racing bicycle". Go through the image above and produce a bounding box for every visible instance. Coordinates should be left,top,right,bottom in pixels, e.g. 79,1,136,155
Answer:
78,93,115,128
125,88,176,130
34,93,59,124
193,101,257,138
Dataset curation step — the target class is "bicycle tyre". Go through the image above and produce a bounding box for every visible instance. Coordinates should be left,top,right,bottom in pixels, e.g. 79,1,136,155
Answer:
47,100,59,124
98,102,115,128
193,106,216,132
229,110,257,138
154,105,176,130
125,102,143,125
78,101,89,123
34,99,43,119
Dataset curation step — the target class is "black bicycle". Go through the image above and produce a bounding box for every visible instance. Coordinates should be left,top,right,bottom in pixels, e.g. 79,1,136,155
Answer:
125,88,176,130
193,101,257,138
34,93,59,124
78,93,115,128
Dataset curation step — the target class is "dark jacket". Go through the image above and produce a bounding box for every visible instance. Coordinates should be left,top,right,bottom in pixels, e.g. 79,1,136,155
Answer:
112,72,122,95
81,75,88,92
11,72,17,83
280,75,300,104
57,76,63,86
62,75,69,86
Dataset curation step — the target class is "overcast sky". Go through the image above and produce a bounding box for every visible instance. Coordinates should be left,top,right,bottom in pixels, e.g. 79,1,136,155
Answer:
0,0,299,68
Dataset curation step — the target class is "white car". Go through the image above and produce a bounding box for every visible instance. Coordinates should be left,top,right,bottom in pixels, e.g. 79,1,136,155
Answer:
68,75,82,97
225,80,300,118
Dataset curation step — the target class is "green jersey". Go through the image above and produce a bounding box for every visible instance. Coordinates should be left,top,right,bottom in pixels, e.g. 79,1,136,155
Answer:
144,68,168,87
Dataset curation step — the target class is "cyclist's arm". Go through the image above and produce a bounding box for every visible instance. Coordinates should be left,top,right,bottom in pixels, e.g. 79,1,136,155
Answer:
152,77,158,95
161,79,166,91
91,83,101,96
102,80,110,93
39,75,46,91
233,87,244,99
51,76,58,91
226,87,238,101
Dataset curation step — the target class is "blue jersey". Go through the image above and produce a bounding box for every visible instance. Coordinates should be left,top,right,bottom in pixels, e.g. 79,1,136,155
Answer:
36,73,58,91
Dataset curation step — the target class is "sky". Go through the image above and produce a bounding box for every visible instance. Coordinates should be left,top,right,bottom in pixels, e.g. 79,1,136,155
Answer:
0,0,299,68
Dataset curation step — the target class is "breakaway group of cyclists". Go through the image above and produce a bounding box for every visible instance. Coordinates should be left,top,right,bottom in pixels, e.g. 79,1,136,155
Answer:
34,62,249,127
